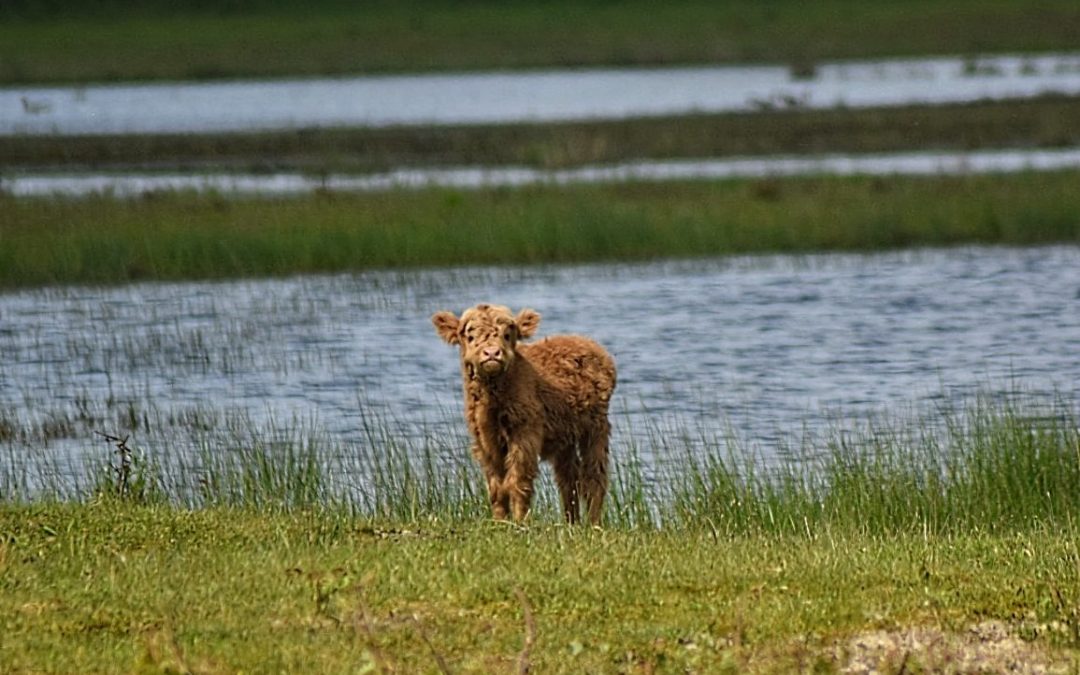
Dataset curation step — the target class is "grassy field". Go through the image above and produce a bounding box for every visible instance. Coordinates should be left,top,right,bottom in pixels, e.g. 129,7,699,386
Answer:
2,396,1080,671
6,95,1079,174
2,170,1079,288
2,0,1080,84
2,505,1077,673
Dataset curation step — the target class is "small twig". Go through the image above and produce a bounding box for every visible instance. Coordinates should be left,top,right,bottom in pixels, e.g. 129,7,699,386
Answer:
412,614,452,675
352,585,394,674
514,587,536,675
896,649,912,675
96,431,133,497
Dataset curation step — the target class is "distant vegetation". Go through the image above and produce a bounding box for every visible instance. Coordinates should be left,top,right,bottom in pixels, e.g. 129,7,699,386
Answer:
3,171,1079,288
2,0,1080,83
6,96,1079,174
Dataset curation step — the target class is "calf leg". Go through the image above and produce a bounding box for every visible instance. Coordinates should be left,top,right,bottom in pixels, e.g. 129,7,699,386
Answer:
473,443,509,520
552,449,581,524
581,420,611,526
506,435,541,522
486,470,510,520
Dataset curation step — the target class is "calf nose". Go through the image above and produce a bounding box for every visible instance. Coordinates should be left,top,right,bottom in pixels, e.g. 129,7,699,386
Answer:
482,346,502,360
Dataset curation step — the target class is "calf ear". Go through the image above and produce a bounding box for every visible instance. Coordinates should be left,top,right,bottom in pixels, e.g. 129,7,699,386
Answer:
515,308,541,339
431,311,461,345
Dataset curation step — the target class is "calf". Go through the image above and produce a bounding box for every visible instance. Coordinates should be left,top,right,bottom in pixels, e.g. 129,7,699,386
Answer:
432,304,616,524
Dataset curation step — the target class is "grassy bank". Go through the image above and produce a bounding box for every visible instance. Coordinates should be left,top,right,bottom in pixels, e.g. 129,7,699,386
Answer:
2,505,1077,672
2,0,1080,84
2,171,1079,288
2,396,1080,671
5,96,1079,173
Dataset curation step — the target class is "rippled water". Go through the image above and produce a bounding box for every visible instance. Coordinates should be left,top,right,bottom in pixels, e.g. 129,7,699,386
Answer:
6,147,1080,198
1,246,1078,490
4,53,1080,135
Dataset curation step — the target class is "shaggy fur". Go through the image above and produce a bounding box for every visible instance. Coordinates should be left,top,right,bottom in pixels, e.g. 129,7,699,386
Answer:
432,304,616,524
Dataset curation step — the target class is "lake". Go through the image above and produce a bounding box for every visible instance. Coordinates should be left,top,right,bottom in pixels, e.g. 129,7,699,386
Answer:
2,246,1077,496
4,53,1080,136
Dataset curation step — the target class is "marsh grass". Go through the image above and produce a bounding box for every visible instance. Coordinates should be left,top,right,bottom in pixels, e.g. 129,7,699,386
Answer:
192,423,329,512
3,0,1079,83
4,392,1078,540
6,96,1079,173
357,407,485,523
669,395,1080,536
3,171,1080,288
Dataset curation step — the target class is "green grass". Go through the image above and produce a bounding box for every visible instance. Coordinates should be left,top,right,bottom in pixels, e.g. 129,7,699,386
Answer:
671,398,1080,536
2,0,1080,83
3,171,1080,288
6,96,1079,173
2,395,1080,671
6,389,1080,536
2,505,1078,672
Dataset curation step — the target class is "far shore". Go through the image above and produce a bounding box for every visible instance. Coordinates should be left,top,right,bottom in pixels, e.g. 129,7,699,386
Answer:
3,96,1078,175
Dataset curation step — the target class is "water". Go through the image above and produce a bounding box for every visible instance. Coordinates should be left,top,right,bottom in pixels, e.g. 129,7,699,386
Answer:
4,53,1080,136
7,147,1080,198
1,246,1078,493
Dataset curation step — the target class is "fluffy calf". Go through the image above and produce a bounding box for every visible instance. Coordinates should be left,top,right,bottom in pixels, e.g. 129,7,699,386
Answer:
432,304,616,524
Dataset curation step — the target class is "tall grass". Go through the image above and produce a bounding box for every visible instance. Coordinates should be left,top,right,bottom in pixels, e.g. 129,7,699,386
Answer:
3,171,1080,288
668,395,1080,536
356,407,486,522
191,423,329,512
4,392,1078,536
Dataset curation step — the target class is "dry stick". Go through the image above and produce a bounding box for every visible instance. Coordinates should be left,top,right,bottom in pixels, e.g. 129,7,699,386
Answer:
143,622,191,675
95,431,133,496
514,587,537,675
352,586,394,674
897,649,912,675
412,615,453,675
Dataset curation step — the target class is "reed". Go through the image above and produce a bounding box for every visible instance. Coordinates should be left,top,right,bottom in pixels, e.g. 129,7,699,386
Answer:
3,391,1077,538
666,395,1080,536
355,407,486,523
3,171,1079,288
190,423,329,512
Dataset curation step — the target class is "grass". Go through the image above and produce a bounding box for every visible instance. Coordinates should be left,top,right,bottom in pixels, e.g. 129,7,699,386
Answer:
2,0,1080,84
5,387,1080,535
2,506,1078,672
2,170,1079,288
2,395,1080,671
6,95,1079,174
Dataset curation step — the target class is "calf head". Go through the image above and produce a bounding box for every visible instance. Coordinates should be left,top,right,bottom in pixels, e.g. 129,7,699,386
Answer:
432,304,540,379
